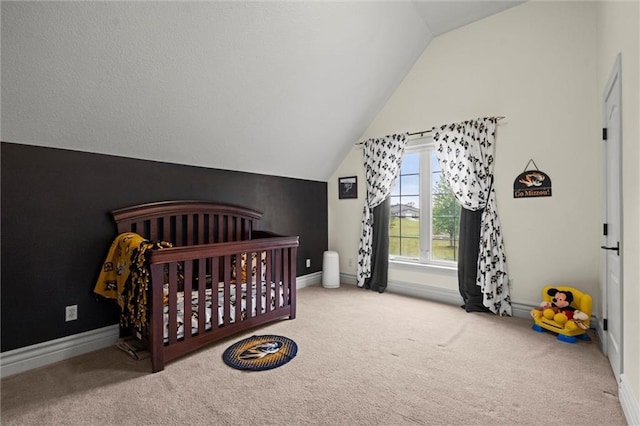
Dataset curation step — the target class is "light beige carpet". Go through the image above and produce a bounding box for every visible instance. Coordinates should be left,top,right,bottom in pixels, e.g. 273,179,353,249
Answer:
1,284,626,425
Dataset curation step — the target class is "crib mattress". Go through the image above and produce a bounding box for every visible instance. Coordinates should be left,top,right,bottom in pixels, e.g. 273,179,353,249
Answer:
163,282,284,341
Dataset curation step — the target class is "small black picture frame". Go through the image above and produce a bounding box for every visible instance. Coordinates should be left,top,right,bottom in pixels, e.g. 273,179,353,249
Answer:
338,176,358,199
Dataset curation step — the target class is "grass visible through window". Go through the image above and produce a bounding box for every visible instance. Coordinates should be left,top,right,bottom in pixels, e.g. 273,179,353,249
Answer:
390,217,458,261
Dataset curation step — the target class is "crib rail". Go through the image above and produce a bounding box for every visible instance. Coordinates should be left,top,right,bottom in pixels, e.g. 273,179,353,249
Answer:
113,200,262,246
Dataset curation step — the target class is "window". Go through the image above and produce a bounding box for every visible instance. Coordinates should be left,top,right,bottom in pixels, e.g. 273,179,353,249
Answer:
389,142,461,266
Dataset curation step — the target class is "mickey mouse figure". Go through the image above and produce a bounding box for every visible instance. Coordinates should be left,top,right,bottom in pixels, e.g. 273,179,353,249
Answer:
545,287,575,316
531,287,589,331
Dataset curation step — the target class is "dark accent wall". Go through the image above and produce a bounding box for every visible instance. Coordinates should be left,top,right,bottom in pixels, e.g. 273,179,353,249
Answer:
1,142,328,352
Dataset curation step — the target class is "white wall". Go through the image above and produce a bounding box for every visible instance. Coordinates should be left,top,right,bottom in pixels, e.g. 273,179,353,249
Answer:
596,0,640,417
330,1,600,307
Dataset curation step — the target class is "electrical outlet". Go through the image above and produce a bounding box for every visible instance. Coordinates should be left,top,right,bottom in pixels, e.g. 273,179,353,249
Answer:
306,258,311,268
65,305,78,322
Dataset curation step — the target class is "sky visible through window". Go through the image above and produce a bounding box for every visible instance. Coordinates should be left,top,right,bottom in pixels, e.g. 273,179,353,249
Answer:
390,151,442,201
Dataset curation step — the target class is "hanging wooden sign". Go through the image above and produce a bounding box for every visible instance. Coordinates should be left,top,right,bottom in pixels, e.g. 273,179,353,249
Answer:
513,159,552,198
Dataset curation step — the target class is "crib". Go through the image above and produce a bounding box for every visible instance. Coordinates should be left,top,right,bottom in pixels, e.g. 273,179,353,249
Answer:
108,200,299,373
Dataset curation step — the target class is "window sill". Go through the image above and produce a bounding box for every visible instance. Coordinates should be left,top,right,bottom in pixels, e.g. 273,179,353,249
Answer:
389,259,457,275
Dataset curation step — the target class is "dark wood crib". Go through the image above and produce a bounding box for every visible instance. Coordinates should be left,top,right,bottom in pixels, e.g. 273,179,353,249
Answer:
111,200,299,372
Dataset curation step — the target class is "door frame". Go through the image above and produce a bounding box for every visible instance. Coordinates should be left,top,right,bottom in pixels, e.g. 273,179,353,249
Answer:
601,53,623,381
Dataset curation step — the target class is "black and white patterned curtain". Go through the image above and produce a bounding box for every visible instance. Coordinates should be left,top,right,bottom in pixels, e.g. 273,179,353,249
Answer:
357,134,408,288
432,117,511,315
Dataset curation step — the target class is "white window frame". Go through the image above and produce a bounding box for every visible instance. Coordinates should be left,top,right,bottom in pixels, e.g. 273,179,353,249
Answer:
389,138,457,272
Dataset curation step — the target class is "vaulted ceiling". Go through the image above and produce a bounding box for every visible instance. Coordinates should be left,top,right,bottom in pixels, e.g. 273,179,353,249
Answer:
1,1,523,181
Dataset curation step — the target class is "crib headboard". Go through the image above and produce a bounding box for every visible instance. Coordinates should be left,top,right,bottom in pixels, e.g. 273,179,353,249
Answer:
112,200,262,246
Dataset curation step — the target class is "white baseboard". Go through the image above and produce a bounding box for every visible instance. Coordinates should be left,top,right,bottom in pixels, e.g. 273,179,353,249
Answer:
0,272,322,378
0,324,120,378
341,272,535,319
297,271,322,289
620,374,640,426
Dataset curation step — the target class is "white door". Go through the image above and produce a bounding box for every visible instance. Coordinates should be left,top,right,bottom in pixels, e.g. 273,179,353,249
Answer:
602,54,623,383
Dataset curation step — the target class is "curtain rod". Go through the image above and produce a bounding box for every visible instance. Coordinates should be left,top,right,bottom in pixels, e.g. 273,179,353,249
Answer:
355,116,505,146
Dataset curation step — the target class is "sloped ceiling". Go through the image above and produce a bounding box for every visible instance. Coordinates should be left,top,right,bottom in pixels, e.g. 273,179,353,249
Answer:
1,1,523,181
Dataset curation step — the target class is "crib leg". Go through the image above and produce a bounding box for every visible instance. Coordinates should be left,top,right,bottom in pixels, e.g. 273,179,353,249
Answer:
149,338,165,373
151,357,165,373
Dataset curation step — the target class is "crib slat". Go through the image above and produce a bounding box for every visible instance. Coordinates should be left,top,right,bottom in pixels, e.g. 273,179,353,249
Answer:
148,219,158,241
186,214,194,246
256,252,263,317
183,260,193,340
176,215,184,246
162,217,170,243
245,253,254,319
238,218,243,240
283,248,289,309
210,256,219,330
225,216,233,242
211,214,218,243
275,249,282,309
214,214,224,243
265,250,272,314
198,258,207,335
197,214,205,245
246,219,250,239
168,262,178,345
132,221,141,235
234,253,242,323
223,255,232,325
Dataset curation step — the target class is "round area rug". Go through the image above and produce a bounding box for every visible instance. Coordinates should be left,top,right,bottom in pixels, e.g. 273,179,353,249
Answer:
222,335,297,371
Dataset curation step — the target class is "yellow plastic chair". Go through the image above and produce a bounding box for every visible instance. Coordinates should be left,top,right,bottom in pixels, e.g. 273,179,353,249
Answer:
530,285,591,343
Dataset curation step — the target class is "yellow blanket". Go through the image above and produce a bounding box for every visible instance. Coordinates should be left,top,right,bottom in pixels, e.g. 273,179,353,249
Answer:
94,232,171,329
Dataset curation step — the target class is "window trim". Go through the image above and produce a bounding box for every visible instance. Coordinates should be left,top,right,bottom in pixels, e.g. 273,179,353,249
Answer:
389,138,458,270
389,257,457,274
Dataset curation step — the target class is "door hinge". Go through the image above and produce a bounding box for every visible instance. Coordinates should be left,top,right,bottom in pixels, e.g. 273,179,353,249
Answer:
603,223,608,236
603,318,608,331
603,127,608,140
